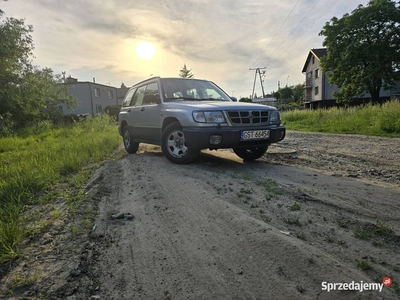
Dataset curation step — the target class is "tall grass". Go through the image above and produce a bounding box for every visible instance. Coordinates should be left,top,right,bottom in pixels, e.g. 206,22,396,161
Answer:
0,116,121,262
282,100,400,137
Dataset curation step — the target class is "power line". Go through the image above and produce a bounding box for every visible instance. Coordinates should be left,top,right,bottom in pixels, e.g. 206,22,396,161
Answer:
274,0,339,61
260,0,322,67
250,0,301,69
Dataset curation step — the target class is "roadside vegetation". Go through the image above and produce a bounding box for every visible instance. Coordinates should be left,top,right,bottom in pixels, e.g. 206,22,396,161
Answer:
0,116,120,263
281,100,400,137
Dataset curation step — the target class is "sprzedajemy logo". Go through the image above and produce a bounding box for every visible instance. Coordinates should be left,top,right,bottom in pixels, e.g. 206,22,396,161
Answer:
321,277,393,293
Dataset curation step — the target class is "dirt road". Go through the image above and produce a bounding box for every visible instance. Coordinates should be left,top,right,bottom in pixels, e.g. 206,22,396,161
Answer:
1,131,399,299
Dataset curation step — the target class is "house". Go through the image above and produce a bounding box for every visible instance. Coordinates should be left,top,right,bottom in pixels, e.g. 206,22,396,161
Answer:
302,48,400,109
61,76,118,115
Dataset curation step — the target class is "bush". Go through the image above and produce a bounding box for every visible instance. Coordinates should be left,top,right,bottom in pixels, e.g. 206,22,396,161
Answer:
105,105,121,120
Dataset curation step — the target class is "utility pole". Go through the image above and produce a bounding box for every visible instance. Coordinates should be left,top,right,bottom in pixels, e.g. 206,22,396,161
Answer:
249,67,267,99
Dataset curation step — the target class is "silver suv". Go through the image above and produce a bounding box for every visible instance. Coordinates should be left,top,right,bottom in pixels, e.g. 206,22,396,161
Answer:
118,77,285,164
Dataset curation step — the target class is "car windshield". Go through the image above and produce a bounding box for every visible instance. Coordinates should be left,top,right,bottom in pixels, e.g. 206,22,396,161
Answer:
161,78,232,102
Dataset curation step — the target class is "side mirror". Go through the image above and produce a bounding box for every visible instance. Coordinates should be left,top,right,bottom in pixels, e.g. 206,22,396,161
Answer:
230,96,238,102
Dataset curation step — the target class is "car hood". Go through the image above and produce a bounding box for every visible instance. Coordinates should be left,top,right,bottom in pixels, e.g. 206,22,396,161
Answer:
163,101,277,111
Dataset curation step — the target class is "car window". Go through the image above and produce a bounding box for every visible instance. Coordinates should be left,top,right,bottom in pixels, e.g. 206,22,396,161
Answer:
122,88,136,107
145,82,159,96
203,88,223,100
161,78,231,101
130,85,146,106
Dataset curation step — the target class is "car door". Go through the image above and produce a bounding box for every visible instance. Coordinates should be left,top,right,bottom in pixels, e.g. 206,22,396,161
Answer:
135,82,162,143
125,85,146,140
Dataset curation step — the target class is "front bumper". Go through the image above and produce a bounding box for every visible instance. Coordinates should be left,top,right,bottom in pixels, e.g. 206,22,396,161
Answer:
183,125,285,149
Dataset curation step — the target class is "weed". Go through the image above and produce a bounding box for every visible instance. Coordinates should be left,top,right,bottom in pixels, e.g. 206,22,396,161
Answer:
337,219,348,228
239,188,253,195
325,235,335,243
356,259,372,271
70,224,80,236
285,218,302,227
376,220,393,236
338,240,347,246
261,215,272,223
289,202,301,211
372,240,383,247
250,203,258,208
296,232,306,240
256,179,282,200
297,285,306,293
353,225,372,240
259,209,265,214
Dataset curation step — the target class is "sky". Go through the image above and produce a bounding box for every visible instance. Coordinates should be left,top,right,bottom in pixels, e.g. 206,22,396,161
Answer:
2,0,370,98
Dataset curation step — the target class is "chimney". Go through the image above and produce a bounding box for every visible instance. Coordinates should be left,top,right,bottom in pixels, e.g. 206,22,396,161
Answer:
93,77,96,83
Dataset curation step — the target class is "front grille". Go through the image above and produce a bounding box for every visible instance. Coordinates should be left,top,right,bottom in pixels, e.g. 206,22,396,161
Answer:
226,110,269,126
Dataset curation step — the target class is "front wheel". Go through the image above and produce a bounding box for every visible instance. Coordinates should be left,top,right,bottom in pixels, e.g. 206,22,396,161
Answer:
161,122,200,164
233,145,268,161
123,126,139,153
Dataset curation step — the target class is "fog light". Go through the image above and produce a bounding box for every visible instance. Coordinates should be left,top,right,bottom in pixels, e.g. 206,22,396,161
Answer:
209,135,222,145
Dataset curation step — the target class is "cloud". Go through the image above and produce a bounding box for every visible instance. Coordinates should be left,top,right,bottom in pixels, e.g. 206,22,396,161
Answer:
3,0,371,95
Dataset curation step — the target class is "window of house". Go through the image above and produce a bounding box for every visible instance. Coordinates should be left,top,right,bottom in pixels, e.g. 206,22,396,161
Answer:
315,69,319,78
108,90,113,99
315,86,319,95
94,88,100,97
96,104,102,113
312,56,315,64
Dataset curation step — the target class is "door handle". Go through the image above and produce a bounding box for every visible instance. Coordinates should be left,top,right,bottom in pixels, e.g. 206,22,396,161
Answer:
140,107,146,112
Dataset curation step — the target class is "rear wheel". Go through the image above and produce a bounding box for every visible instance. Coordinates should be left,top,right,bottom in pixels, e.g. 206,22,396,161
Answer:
161,122,200,164
233,145,268,161
123,126,139,153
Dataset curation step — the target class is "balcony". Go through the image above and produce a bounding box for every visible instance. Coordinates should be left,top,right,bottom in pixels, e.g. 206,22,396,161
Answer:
304,78,313,89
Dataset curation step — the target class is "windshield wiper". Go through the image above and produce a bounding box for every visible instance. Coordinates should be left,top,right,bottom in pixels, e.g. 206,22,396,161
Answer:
197,98,225,101
164,97,199,101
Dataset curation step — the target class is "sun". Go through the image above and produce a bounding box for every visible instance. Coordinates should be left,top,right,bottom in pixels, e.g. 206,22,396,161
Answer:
135,42,156,60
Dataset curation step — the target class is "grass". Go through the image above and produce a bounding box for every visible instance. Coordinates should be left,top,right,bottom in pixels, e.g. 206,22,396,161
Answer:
289,202,301,211
255,178,282,200
281,100,400,137
356,259,372,271
0,116,121,263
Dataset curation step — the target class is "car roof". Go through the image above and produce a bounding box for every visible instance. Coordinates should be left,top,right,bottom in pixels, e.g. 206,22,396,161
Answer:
131,76,210,88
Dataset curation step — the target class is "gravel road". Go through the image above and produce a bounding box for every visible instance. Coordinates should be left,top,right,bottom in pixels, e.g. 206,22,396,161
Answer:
1,131,399,299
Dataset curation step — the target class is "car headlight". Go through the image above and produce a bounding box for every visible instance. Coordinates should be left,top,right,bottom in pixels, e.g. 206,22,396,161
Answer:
193,111,226,123
269,111,281,124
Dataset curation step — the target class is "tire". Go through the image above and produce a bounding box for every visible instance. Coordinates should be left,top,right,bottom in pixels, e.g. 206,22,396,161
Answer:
123,126,139,153
233,145,268,161
161,122,200,164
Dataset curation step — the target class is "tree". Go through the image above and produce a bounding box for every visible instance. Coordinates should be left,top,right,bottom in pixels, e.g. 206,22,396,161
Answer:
278,86,293,103
179,64,194,78
319,0,400,104
0,11,77,133
292,84,305,104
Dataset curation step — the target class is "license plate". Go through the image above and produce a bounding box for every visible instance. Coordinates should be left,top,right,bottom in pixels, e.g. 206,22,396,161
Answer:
241,130,270,141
